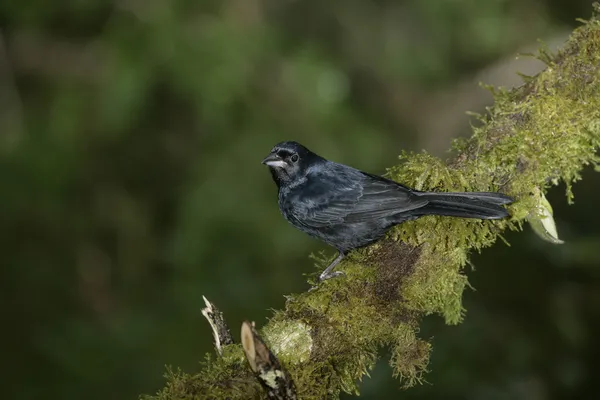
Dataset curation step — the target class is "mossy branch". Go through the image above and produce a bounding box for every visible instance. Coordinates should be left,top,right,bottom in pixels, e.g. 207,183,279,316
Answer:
143,7,600,400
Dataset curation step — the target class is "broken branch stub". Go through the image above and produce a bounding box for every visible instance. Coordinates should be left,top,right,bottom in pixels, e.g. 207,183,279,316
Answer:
241,321,297,400
201,295,234,355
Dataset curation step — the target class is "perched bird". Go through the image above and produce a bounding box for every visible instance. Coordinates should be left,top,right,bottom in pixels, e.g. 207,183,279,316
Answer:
262,141,513,282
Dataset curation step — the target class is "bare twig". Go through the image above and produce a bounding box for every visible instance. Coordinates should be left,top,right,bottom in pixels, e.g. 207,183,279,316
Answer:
201,296,234,355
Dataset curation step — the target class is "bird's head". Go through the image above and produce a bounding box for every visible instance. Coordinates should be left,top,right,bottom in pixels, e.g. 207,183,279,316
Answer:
262,141,322,186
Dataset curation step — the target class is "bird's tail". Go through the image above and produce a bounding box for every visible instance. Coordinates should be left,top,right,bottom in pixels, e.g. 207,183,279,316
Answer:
414,191,513,220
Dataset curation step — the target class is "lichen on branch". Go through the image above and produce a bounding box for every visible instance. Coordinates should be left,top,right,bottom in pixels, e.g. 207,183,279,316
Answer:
143,8,600,400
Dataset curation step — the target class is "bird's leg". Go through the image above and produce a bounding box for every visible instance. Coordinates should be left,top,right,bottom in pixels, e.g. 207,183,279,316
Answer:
318,252,346,282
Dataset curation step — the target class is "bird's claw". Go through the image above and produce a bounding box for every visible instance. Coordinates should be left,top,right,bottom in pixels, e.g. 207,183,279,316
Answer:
307,270,346,292
319,270,345,282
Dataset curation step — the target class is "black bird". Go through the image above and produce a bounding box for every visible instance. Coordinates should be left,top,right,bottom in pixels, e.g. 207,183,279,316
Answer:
262,141,513,282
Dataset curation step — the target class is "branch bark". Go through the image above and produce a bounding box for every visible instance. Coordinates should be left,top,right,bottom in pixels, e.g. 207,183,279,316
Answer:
201,296,234,356
143,6,600,400
241,321,297,400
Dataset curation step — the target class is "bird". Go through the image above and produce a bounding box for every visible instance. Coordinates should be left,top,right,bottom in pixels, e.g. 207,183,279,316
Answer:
262,141,513,282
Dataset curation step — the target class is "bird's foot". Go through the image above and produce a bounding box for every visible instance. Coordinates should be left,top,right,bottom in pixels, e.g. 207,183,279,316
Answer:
307,252,346,291
308,270,345,292
319,270,345,282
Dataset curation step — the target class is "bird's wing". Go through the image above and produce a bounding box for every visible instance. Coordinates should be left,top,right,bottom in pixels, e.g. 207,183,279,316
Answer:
290,167,428,227
342,173,429,223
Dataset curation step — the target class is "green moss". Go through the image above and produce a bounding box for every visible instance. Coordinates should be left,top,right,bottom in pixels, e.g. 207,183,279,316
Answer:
143,12,600,400
389,325,431,387
400,245,469,325
262,320,313,364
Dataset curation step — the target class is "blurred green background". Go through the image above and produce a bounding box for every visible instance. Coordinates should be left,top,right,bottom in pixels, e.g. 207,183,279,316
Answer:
1,1,599,399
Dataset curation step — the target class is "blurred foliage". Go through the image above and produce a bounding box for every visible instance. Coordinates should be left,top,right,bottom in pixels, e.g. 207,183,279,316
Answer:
0,0,598,399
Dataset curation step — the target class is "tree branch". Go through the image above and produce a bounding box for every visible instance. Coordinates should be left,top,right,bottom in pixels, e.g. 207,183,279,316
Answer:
143,6,600,400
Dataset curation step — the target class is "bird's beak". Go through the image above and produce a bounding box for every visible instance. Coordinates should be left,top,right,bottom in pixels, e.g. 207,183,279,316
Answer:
261,153,287,168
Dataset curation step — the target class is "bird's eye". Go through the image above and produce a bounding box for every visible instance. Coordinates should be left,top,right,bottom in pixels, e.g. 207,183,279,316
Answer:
291,154,299,163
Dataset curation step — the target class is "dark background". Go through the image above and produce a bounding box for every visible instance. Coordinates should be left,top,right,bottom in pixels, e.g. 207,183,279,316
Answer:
1,1,599,399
